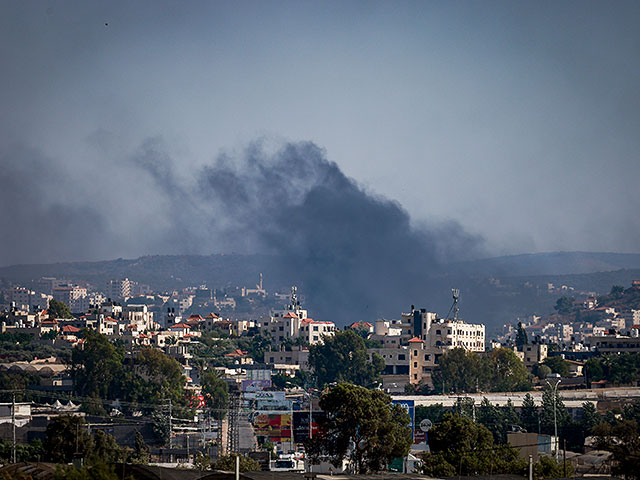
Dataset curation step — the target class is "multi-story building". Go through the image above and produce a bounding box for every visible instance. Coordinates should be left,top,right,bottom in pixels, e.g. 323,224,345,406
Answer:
588,334,640,353
298,319,336,344
7,288,50,311
258,287,335,345
52,285,88,313
264,346,310,370
517,343,548,369
424,318,485,352
106,278,132,301
36,277,65,296
122,304,154,330
370,305,486,389
620,309,640,328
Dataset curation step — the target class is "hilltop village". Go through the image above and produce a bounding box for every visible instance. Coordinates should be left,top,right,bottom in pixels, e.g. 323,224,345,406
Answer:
2,275,640,477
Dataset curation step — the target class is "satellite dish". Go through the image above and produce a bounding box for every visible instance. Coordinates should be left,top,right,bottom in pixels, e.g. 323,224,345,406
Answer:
420,419,433,432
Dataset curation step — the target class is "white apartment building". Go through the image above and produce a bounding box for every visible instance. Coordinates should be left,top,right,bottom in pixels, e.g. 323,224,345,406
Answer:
106,278,132,301
52,285,88,313
298,319,336,344
123,304,154,330
425,319,485,352
259,286,335,344
8,287,50,311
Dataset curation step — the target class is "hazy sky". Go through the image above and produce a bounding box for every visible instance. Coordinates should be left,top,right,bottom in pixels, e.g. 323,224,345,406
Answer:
2,1,640,266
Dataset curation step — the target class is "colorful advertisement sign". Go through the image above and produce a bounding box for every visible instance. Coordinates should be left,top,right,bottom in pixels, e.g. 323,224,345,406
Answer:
252,413,292,442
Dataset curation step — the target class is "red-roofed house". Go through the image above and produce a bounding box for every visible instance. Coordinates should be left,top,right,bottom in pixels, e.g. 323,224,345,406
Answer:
299,319,336,345
225,349,254,365
62,325,81,334
169,323,191,336
349,321,375,334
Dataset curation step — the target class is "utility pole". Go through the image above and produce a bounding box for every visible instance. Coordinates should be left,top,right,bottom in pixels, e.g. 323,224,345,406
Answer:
11,392,16,464
308,390,313,440
168,399,173,449
545,373,561,462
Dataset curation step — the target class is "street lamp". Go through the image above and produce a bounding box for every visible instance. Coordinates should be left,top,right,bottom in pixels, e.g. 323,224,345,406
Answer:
545,373,561,461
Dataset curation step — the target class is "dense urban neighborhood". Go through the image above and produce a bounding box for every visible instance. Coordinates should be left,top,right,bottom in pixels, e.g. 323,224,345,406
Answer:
2,272,640,478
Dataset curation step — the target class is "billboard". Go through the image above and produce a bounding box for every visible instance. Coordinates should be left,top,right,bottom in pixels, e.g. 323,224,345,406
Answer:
252,413,292,442
241,379,272,392
244,391,286,401
244,391,290,411
293,410,325,442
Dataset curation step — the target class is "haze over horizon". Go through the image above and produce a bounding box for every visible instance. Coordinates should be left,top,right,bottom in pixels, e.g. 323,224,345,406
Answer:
2,1,640,268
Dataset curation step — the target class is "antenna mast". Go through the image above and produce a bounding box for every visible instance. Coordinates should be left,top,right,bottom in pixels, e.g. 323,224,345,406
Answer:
446,288,460,321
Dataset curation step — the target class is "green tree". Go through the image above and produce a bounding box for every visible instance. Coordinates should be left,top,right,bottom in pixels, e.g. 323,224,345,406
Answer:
71,330,125,400
202,370,229,419
520,393,539,433
543,356,570,377
131,430,150,464
44,415,93,463
584,357,604,385
214,453,261,472
152,411,170,446
435,348,483,393
540,385,569,436
515,322,528,347
477,398,504,442
48,299,74,319
487,348,531,392
581,401,601,436
504,399,521,431
534,455,574,479
415,404,444,424
307,383,412,473
194,452,212,471
423,413,525,477
533,363,552,380
455,397,476,419
129,347,186,407
308,330,384,388
553,296,575,315
88,430,123,465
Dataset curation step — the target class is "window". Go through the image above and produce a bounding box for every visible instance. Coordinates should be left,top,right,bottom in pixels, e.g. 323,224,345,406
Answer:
413,350,418,356
313,336,318,341
424,354,430,361
313,326,319,331
398,354,405,360
436,329,441,335
413,362,418,368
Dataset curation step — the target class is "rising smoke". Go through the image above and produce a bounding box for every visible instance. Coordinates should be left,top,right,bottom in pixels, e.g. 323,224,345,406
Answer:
0,138,483,323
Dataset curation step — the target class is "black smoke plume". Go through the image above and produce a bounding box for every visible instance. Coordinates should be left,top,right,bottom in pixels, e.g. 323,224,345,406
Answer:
1,138,483,324
194,141,483,322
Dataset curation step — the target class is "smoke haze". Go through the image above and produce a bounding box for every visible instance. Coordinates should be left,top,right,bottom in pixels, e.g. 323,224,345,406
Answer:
0,138,482,320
